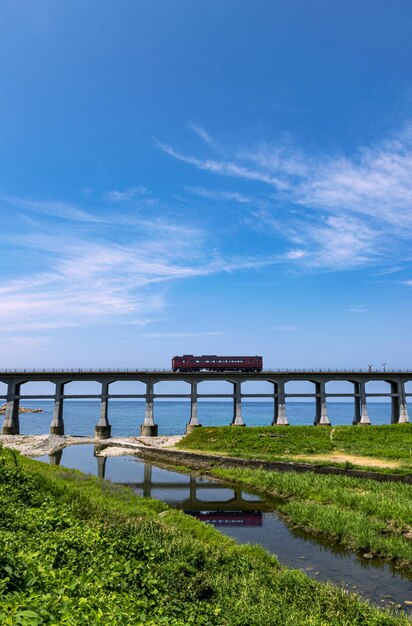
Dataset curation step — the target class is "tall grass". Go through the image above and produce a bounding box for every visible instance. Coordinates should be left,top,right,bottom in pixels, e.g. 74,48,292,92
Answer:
0,446,409,625
209,467,412,568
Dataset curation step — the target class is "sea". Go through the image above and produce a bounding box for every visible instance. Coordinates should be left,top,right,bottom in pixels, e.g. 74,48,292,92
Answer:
2,400,397,437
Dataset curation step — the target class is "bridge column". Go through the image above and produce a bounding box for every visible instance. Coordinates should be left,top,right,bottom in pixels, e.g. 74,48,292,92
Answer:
49,450,63,466
391,380,409,424
97,455,107,479
231,380,245,426
186,381,202,434
1,381,21,435
141,381,158,436
95,381,112,439
143,463,152,497
50,381,65,435
353,381,371,425
189,475,197,503
271,381,288,425
314,381,331,425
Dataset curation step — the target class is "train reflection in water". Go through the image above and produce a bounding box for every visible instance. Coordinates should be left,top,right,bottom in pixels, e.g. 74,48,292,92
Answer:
187,511,263,527
41,444,412,613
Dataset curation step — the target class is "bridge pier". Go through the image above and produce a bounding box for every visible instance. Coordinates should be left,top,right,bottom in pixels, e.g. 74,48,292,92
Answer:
186,381,202,434
49,450,63,466
189,475,197,502
0,370,410,436
50,381,65,435
231,380,245,426
314,381,331,425
141,381,158,436
271,380,288,425
391,380,409,424
353,381,371,425
143,463,152,497
95,381,112,439
1,381,21,435
97,455,107,479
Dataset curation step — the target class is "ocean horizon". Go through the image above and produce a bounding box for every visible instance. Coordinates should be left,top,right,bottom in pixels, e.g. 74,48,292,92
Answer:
2,399,398,437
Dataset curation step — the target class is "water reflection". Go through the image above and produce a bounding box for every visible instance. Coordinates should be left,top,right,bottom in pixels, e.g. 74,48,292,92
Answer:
48,450,63,466
96,455,107,479
188,511,263,526
114,461,271,512
36,444,412,613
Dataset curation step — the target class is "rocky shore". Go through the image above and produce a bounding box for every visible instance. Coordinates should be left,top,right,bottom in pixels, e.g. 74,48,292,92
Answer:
0,403,43,414
0,434,183,457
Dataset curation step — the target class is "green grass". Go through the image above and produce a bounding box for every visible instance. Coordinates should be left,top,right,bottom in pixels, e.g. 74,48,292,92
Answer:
332,426,412,461
205,466,412,569
174,425,412,568
176,424,412,472
0,446,410,625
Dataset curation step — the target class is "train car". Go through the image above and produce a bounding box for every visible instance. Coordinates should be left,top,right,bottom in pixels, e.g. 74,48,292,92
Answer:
187,511,263,527
171,355,263,372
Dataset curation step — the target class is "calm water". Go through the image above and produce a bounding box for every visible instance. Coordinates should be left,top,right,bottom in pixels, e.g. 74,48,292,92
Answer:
35,444,412,614
3,399,396,436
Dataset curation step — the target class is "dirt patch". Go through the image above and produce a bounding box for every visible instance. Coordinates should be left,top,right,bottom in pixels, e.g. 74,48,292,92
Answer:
289,452,401,469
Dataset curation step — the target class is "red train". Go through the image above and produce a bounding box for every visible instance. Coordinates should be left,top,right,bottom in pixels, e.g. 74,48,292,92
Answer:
172,355,263,372
187,511,263,526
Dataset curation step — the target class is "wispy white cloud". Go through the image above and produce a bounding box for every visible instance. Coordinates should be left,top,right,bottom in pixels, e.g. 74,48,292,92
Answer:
284,249,307,260
160,123,412,271
0,201,280,331
157,142,288,188
0,195,101,223
187,122,219,148
105,186,147,201
294,132,412,228
185,186,251,204
293,215,381,270
255,209,380,270
0,195,205,244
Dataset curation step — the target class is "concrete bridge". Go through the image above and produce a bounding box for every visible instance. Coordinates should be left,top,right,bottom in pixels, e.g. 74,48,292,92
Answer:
0,369,410,437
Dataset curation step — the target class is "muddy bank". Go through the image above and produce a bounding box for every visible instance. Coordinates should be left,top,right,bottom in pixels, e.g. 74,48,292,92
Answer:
3,434,411,484
0,434,183,457
135,446,412,485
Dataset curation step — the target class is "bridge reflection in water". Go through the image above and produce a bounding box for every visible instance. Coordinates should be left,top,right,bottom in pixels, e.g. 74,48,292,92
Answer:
47,447,268,526
41,443,412,612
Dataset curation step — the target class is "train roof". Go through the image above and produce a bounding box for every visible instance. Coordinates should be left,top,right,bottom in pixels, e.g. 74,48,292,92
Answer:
173,355,262,359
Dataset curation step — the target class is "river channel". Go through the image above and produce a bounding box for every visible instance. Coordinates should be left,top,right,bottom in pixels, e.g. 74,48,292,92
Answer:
35,444,412,614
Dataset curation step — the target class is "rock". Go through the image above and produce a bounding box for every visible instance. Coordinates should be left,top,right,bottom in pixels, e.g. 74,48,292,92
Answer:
362,553,374,559
0,403,43,414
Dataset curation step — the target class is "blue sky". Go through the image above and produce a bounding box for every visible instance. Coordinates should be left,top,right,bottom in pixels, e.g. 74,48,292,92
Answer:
1,0,412,370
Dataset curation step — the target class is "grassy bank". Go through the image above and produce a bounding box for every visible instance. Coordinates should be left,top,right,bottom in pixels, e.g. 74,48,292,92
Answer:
176,424,412,473
175,426,412,568
206,466,412,570
0,447,409,625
